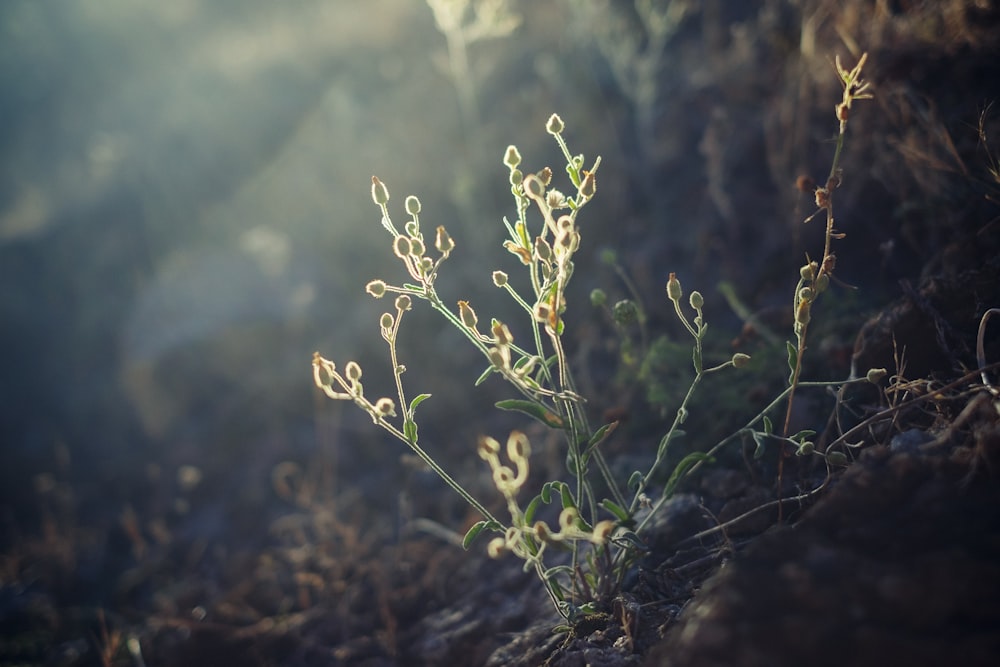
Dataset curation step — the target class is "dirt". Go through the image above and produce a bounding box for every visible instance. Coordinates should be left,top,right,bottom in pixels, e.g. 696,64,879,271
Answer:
3,2,1000,666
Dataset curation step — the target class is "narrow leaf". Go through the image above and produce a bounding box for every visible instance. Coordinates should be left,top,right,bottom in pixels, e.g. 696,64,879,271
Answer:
762,415,773,435
495,399,565,428
474,365,495,386
461,520,502,549
786,341,798,384
627,470,644,491
559,483,575,510
583,421,618,457
752,431,767,460
664,452,712,498
600,499,631,523
408,393,432,414
403,419,418,443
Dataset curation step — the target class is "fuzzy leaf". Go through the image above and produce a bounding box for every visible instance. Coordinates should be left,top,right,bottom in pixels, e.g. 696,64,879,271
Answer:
664,452,713,498
495,399,565,428
752,431,767,459
461,520,502,550
408,393,432,415
786,341,798,384
762,415,774,435
474,365,495,386
403,419,418,443
627,470,644,491
600,499,632,523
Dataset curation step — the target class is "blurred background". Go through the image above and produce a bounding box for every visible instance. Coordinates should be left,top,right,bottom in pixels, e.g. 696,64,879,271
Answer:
2,0,999,662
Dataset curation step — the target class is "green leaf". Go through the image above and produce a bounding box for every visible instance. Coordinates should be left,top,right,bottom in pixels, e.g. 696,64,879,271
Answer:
540,481,556,504
524,495,543,525
786,341,798,384
612,530,648,551
664,452,713,498
752,431,767,459
408,393,431,415
501,215,518,242
566,162,581,187
403,419,418,443
789,429,817,444
474,365,495,386
692,346,703,374
559,483,575,510
495,399,565,428
762,415,773,435
600,499,631,523
627,470,643,491
583,422,618,457
461,520,502,550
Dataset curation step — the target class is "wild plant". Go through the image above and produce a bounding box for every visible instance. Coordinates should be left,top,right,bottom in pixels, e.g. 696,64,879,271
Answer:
312,53,880,623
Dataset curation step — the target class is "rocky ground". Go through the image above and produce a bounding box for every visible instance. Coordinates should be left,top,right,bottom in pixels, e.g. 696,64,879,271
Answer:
3,1,1000,666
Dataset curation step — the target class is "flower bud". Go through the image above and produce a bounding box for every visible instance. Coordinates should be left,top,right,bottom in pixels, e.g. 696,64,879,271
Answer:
509,168,523,186
732,352,751,368
545,113,564,135
458,300,478,330
827,451,848,466
395,294,411,311
405,195,421,216
558,507,579,531
534,521,554,543
366,280,387,298
380,312,394,330
800,262,818,282
813,273,830,294
487,536,507,559
507,431,530,461
612,300,639,326
492,320,513,346
591,520,616,545
866,367,887,384
371,176,389,205
590,288,607,307
538,167,552,186
393,235,412,259
345,361,362,382
578,169,596,199
503,145,522,169
666,273,682,302
408,237,425,257
795,299,811,328
522,174,544,200
435,225,454,255
478,435,501,460
796,441,815,456
689,291,704,310
534,236,552,262
374,397,396,417
492,271,508,287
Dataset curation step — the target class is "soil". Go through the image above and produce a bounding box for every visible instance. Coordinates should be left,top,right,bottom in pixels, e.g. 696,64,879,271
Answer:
3,2,1000,666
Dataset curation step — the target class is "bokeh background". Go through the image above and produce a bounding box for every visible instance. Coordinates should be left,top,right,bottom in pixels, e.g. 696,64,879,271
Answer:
3,0,999,663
